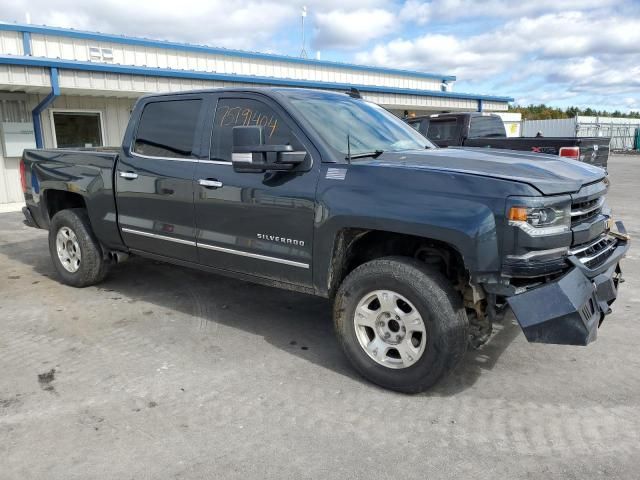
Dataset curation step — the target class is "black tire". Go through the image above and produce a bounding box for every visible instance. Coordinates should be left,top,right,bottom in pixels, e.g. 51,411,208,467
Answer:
48,208,109,287
333,256,468,393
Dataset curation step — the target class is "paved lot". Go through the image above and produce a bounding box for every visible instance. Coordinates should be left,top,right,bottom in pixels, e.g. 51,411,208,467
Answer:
1,154,639,479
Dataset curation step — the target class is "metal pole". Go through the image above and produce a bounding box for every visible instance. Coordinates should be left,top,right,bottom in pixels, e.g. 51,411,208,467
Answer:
300,6,308,59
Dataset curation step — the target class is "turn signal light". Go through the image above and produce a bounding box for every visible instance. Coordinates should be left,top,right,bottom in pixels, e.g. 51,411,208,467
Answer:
508,207,529,222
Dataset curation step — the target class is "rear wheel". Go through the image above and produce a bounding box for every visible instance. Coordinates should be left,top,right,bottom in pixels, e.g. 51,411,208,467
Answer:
333,256,468,393
48,208,108,287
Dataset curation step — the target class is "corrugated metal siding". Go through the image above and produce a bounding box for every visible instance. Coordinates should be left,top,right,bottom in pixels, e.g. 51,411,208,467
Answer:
482,101,508,111
363,91,477,110
0,65,50,89
0,94,28,202
522,118,577,137
30,33,443,91
54,70,481,111
0,153,22,203
0,95,29,122
56,69,247,95
0,31,23,56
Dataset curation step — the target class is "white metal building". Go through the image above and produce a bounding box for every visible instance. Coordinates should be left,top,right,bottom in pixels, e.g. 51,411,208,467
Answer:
0,22,513,205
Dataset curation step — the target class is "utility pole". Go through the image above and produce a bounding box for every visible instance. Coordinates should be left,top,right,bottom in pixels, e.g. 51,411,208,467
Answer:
300,6,308,59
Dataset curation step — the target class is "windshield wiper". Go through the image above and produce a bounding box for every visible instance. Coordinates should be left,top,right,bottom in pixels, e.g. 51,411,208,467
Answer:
346,150,384,160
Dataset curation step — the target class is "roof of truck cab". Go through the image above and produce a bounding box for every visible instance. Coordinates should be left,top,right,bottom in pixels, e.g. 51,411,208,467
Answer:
128,85,512,103
138,87,353,99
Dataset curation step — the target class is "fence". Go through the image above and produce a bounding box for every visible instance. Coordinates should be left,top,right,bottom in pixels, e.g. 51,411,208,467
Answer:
522,116,640,151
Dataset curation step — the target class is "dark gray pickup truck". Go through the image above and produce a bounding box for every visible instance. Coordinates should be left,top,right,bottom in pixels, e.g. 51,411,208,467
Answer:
407,112,611,169
20,88,629,392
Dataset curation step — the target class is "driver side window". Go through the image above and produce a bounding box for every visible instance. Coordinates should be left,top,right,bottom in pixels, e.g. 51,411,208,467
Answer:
210,98,301,162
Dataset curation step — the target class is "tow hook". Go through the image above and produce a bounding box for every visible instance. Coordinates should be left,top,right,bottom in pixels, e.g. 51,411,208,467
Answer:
609,231,631,242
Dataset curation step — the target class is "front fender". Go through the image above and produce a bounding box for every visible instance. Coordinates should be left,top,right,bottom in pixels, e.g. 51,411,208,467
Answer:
313,187,500,296
311,163,543,296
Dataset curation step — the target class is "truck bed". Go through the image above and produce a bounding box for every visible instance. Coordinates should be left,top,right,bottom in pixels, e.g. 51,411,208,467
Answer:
21,148,124,250
463,137,610,168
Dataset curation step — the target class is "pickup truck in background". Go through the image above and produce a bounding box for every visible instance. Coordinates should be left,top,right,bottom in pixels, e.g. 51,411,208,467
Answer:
407,112,611,169
20,88,629,393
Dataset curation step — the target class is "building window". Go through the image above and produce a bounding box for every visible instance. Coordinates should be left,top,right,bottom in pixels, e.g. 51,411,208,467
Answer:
51,112,104,148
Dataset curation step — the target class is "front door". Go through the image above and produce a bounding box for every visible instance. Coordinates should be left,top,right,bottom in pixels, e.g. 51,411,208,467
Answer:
193,94,319,287
116,95,206,262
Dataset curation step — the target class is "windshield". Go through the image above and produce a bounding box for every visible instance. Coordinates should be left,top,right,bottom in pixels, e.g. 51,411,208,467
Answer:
286,92,436,156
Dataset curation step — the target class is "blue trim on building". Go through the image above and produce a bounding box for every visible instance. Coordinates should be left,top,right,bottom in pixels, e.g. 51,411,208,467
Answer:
0,55,514,103
0,22,456,82
21,31,31,56
32,67,60,148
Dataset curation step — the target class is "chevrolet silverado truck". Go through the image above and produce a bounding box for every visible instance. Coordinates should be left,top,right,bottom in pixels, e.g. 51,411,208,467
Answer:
20,88,629,393
407,112,611,169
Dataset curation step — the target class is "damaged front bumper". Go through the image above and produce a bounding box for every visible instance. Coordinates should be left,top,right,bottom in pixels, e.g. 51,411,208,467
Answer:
507,222,630,346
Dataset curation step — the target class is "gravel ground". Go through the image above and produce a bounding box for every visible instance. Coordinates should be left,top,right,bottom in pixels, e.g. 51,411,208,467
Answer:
0,154,639,480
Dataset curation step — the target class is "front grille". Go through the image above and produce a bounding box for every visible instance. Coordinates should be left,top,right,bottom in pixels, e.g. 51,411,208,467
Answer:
569,234,617,269
570,196,604,226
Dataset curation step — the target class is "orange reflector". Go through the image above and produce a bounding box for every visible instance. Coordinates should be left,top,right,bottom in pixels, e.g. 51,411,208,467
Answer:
509,207,528,222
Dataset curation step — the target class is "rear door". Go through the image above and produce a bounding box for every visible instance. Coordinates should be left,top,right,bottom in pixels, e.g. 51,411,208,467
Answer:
193,93,319,287
116,95,206,262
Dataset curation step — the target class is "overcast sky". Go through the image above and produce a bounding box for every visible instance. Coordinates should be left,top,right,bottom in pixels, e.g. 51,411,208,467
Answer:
2,0,639,112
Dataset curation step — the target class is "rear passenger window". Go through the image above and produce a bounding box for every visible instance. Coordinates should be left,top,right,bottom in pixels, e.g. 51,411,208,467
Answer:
468,115,506,138
427,119,457,141
134,99,202,158
210,98,301,162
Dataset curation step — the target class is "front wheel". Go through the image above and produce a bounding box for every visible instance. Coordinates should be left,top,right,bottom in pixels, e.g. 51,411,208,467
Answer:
333,256,468,393
48,208,109,287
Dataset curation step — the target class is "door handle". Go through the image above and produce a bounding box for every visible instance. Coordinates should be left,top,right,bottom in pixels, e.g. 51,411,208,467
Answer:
198,179,223,188
119,171,138,180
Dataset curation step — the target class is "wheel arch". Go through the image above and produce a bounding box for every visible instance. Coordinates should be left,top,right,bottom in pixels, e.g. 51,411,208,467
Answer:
43,189,87,222
323,226,469,298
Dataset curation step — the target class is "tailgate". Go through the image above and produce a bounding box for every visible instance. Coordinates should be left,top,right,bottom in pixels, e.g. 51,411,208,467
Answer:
578,138,610,169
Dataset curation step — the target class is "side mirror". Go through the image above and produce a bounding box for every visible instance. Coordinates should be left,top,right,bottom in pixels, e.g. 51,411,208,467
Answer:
231,126,306,172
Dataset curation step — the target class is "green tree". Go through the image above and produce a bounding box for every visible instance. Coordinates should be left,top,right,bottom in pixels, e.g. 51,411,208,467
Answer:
509,104,640,120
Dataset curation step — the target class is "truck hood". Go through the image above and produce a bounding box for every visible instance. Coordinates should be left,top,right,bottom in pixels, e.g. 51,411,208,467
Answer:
364,147,606,195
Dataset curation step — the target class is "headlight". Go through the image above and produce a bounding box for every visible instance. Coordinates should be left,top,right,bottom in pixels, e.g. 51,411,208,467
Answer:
507,197,571,236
